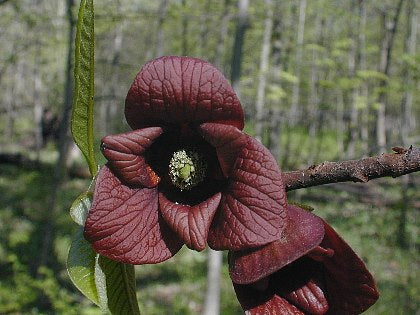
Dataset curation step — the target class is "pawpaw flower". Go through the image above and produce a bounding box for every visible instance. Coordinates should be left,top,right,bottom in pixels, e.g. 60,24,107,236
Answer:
83,56,290,264
229,205,379,315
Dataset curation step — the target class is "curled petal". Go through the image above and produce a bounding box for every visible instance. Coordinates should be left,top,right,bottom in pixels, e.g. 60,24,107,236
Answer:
199,123,248,177
320,222,379,314
101,127,162,188
229,205,325,284
208,131,288,250
281,279,329,315
84,165,183,264
125,56,244,130
158,193,221,251
233,283,305,315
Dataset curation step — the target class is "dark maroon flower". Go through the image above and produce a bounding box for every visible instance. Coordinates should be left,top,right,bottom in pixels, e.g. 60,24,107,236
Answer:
229,205,379,315
83,56,289,264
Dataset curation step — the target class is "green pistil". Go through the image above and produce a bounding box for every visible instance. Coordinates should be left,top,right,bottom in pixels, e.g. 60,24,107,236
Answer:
169,149,207,191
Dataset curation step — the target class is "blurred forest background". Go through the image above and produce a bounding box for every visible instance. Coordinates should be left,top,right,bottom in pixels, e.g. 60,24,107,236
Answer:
0,0,419,314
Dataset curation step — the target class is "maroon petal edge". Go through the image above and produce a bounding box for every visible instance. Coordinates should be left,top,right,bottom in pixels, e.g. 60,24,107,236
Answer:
229,205,325,284
125,56,244,130
208,128,289,250
320,222,379,315
101,127,162,188
158,192,221,251
84,165,183,264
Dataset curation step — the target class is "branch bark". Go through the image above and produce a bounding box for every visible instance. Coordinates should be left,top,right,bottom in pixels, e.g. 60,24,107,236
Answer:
282,146,420,191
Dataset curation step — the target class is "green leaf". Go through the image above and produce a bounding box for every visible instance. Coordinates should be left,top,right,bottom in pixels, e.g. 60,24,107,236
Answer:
67,230,140,314
67,229,100,306
72,0,97,177
95,255,141,315
69,191,92,226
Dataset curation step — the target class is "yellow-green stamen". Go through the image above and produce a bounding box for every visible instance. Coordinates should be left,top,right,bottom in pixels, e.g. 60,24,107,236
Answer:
169,149,207,191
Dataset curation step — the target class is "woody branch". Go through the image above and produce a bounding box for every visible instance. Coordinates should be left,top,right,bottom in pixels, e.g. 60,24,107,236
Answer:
283,146,420,192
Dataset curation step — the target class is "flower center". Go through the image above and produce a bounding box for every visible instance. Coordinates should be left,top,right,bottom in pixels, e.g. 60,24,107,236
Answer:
169,149,207,191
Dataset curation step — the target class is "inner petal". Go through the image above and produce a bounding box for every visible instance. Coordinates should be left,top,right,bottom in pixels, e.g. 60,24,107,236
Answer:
159,192,221,251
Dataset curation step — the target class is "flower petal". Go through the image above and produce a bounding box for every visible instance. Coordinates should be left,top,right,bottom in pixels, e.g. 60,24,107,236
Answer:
84,165,183,264
320,222,379,314
233,282,305,315
125,56,244,130
283,280,329,315
229,205,325,284
199,123,248,177
270,259,329,315
208,133,289,250
158,192,221,251
101,127,162,188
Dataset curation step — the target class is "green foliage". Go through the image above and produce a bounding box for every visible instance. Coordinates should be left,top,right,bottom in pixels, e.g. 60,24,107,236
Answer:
70,191,93,226
96,256,141,315
72,0,97,177
67,229,100,307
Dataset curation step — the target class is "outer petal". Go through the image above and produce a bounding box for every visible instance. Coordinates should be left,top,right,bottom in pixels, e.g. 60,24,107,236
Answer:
101,127,162,188
229,205,325,284
158,192,221,251
84,165,183,264
125,56,244,130
233,283,305,315
202,124,288,250
320,222,379,315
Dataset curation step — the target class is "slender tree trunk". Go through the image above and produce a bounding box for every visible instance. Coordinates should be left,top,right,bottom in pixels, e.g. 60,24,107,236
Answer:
198,0,211,56
33,45,43,160
307,16,323,165
38,0,75,271
267,1,284,161
202,248,223,315
213,0,232,68
155,0,168,57
255,0,273,142
400,0,417,146
181,0,188,55
376,0,405,153
288,0,306,125
359,0,369,153
346,0,361,158
336,89,345,156
230,0,249,96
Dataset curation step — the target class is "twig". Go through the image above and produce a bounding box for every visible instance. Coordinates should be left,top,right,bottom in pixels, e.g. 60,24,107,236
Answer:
282,146,420,191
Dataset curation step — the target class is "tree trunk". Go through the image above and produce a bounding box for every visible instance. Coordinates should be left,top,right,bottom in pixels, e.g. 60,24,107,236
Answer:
230,0,249,96
346,0,361,158
38,0,75,271
358,0,369,153
202,249,223,315
267,1,284,161
288,0,306,126
198,0,211,56
255,0,273,142
376,0,404,153
155,0,168,57
213,0,232,68
400,0,417,146
181,0,188,55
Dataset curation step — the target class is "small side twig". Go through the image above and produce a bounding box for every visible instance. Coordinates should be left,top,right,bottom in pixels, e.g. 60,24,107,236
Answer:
282,146,420,192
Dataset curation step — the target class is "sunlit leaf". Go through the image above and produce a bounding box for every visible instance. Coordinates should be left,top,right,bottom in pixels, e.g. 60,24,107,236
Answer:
69,191,92,226
67,229,100,306
95,255,141,315
72,0,97,177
